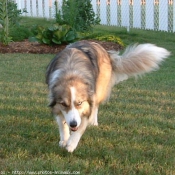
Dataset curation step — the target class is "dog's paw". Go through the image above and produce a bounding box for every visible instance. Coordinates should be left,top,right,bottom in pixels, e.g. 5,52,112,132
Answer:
59,140,67,147
65,134,80,152
89,121,98,126
92,122,98,126
66,143,77,153
89,117,98,126
66,139,78,153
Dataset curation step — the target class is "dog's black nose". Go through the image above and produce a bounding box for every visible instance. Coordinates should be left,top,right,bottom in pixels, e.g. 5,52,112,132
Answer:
70,120,77,128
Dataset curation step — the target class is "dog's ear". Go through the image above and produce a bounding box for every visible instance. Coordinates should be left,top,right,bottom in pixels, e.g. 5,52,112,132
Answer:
49,99,61,115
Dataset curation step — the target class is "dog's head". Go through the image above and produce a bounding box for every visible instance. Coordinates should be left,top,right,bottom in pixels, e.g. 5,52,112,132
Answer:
48,76,94,131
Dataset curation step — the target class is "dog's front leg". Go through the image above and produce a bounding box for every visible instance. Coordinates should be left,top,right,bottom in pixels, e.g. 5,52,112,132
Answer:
55,116,70,147
91,106,99,126
89,105,99,126
66,117,88,152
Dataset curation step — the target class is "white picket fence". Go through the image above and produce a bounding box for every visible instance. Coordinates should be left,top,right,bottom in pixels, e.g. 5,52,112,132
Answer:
14,0,175,32
14,0,63,19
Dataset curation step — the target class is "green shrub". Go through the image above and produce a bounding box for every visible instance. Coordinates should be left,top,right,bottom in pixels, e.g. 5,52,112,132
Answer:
95,34,125,47
0,0,11,45
9,25,32,41
33,23,79,45
55,0,100,32
0,0,26,45
6,0,26,26
80,32,125,47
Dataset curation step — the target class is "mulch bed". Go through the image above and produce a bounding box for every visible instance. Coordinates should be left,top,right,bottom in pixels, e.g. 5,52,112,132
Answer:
0,40,122,54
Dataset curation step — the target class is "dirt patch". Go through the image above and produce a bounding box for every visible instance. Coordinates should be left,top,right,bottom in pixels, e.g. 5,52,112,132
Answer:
0,40,122,54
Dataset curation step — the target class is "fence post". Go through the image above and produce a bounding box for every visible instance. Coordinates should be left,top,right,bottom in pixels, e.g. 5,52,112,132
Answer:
91,0,97,16
44,0,49,18
15,0,21,10
50,0,56,19
145,0,154,30
110,0,117,26
21,0,25,13
37,0,43,17
32,0,37,17
133,0,141,28
26,0,31,17
100,0,107,25
121,0,130,31
159,0,168,31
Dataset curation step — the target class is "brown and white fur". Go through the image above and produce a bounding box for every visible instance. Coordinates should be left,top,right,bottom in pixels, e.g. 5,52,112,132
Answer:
46,41,170,152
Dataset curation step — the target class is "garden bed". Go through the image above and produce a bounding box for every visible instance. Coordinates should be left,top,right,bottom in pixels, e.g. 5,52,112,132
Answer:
0,39,122,54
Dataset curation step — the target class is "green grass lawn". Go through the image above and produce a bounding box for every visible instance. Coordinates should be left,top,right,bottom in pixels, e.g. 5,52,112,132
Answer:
0,21,175,174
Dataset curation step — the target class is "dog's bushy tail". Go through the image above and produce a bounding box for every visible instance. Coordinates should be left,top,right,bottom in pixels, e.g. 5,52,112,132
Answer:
108,44,170,84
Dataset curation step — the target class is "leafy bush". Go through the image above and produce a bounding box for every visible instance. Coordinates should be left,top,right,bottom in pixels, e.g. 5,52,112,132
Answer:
95,35,125,47
80,32,125,47
55,0,100,32
9,25,32,41
0,0,10,45
0,0,26,45
6,0,26,26
33,23,79,45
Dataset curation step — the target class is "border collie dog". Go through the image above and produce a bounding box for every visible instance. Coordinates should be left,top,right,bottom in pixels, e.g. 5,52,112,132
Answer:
46,41,170,152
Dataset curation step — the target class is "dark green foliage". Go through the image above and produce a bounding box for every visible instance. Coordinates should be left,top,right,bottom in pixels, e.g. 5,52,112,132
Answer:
55,0,100,32
33,23,79,45
0,0,26,45
0,0,12,45
9,25,32,41
6,0,26,26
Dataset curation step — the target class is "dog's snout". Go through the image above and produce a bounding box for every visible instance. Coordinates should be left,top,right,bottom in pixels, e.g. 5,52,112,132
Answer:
70,120,77,128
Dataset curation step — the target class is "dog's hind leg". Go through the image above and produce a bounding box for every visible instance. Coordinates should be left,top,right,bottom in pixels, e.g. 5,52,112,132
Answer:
66,117,88,152
55,116,70,147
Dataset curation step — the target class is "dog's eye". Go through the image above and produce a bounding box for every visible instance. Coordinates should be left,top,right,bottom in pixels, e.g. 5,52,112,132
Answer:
76,101,83,106
59,102,68,107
